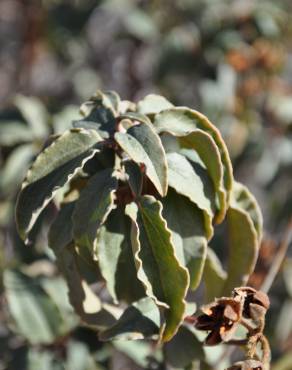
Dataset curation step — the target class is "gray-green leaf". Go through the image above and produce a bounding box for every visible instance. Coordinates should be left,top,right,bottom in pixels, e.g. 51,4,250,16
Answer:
4,269,65,344
222,183,260,295
162,189,208,290
16,129,102,240
137,94,173,115
99,297,160,341
164,325,205,368
96,206,145,303
73,168,118,250
49,202,118,328
203,248,227,302
126,196,189,342
14,95,49,139
115,122,168,196
154,107,233,205
166,152,215,239
231,181,263,243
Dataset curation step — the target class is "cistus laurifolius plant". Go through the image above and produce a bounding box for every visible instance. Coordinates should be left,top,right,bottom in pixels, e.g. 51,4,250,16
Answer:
15,90,263,343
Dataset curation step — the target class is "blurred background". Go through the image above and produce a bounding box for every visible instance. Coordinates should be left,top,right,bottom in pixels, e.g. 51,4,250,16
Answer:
0,0,291,369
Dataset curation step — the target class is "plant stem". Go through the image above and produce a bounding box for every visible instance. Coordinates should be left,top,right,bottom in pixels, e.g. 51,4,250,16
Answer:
260,219,292,294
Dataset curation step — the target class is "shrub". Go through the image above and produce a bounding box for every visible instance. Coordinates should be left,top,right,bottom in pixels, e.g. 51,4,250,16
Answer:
15,90,264,367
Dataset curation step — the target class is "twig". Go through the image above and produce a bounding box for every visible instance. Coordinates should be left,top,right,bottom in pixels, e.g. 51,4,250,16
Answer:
260,219,292,294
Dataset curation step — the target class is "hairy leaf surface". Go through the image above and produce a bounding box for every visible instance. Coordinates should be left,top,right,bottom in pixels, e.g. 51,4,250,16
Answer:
73,93,116,138
166,152,214,239
49,205,119,328
115,122,168,196
203,248,227,302
99,297,160,341
231,181,263,242
223,182,261,294
162,190,208,290
96,207,145,303
126,196,189,341
137,94,173,115
154,107,233,205
164,325,205,368
73,168,118,250
16,129,102,240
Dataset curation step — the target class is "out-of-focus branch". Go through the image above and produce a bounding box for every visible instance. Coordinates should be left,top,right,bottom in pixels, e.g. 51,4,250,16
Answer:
260,219,292,294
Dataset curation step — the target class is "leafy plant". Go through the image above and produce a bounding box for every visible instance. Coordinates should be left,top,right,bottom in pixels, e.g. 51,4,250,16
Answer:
14,90,263,364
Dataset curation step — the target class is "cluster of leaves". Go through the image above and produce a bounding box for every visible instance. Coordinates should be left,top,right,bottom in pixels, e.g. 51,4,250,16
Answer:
11,90,263,369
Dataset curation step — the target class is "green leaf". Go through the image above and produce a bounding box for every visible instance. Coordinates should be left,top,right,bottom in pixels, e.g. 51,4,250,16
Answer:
124,160,143,196
53,243,118,329
231,181,263,243
164,325,205,368
27,349,58,370
16,129,102,240
166,152,215,239
160,125,226,224
126,196,189,342
115,122,168,196
74,92,116,138
0,122,33,146
125,9,158,42
40,276,78,332
99,297,160,341
83,148,115,176
53,105,79,134
203,248,227,302
154,107,233,204
66,341,98,370
103,90,121,115
120,112,152,125
14,95,49,138
4,269,64,344
96,206,145,303
48,202,75,253
49,202,112,327
49,203,118,329
137,94,173,115
56,246,101,320
25,130,102,184
0,143,34,195
222,183,260,295
179,130,226,224
113,340,155,368
73,168,118,250
162,189,208,290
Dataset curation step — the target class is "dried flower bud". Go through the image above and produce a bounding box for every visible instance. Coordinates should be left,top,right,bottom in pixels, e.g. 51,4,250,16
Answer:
226,359,263,370
195,297,242,345
232,287,270,321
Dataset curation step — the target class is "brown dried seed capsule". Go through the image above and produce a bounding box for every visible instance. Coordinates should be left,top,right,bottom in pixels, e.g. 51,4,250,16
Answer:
226,359,263,370
232,287,270,319
195,297,242,346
